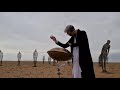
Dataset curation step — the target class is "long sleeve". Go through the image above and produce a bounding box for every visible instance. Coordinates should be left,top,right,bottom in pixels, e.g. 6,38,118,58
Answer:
56,37,72,48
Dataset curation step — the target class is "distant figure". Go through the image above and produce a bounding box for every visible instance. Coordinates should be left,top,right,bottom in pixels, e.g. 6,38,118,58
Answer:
0,50,3,66
48,56,51,64
42,55,45,64
99,40,110,72
33,49,38,67
17,52,22,66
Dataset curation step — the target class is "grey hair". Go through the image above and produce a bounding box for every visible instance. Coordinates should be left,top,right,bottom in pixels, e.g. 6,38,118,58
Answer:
64,25,75,33
107,40,110,43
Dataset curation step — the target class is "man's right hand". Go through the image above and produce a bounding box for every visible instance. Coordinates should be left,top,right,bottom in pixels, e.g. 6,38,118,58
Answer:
50,35,58,43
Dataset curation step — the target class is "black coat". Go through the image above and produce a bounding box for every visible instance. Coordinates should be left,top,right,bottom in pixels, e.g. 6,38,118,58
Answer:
56,29,95,79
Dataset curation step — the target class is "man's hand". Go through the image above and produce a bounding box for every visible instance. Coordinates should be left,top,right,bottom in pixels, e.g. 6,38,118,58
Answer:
67,42,72,46
50,35,58,43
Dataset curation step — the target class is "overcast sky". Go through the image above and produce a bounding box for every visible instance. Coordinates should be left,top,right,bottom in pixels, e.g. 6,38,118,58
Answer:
0,12,120,62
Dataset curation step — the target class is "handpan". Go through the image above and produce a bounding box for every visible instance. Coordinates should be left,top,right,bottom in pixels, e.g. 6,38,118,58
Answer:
47,47,73,61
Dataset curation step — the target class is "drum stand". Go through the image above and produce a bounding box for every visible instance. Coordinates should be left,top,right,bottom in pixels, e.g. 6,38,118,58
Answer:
56,61,66,78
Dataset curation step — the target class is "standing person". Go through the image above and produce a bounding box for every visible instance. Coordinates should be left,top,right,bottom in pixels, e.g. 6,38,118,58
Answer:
50,25,95,79
99,40,110,72
42,55,45,64
17,51,22,66
48,56,51,64
33,49,38,67
0,50,3,66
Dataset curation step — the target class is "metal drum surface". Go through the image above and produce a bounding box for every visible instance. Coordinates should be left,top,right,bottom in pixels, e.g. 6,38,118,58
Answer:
47,47,72,61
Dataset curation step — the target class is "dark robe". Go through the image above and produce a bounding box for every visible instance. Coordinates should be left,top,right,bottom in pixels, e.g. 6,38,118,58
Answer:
56,29,95,79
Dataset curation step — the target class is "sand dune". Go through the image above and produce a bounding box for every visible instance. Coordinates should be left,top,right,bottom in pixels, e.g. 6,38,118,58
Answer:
0,61,120,78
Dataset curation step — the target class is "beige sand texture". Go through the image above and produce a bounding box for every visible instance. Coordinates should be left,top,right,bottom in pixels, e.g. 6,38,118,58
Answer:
0,61,120,78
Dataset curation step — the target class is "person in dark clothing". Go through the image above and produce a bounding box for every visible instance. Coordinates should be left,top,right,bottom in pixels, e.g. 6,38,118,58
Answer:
50,25,95,79
99,40,110,72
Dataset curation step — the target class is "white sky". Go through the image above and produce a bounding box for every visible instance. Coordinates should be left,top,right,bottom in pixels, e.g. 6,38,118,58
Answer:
0,12,120,62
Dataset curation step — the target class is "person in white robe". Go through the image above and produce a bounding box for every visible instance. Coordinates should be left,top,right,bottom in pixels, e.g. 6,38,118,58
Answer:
33,49,38,67
0,50,3,66
17,52,22,66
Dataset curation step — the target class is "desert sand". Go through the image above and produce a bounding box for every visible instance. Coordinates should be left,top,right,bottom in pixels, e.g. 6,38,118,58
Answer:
0,61,120,78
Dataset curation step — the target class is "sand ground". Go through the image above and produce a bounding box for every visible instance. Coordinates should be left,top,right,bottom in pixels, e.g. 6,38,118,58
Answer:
0,61,120,78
